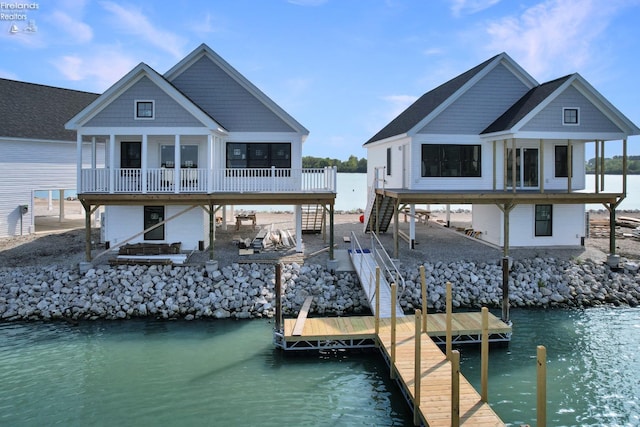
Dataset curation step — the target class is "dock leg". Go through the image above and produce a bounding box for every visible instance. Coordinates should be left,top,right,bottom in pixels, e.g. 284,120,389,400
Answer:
451,349,460,427
275,263,282,333
502,257,510,323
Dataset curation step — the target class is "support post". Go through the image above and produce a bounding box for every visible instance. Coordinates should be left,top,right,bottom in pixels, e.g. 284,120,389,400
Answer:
623,138,628,197
82,200,92,261
608,203,616,255
59,189,65,222
393,199,400,259
595,139,600,193
600,139,605,191
420,265,427,333
409,204,415,249
537,345,547,427
502,257,510,323
446,281,452,360
375,266,380,338
567,139,572,193
511,138,516,193
209,203,215,260
481,307,489,403
451,349,460,427
275,263,283,333
413,309,422,426
329,203,335,260
539,139,545,193
492,140,497,190
390,283,397,379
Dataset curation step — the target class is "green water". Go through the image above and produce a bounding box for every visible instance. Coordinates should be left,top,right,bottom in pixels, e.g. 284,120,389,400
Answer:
0,308,638,426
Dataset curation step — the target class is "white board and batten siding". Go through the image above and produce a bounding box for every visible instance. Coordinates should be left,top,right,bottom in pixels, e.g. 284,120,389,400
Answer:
472,203,585,247
104,205,209,251
0,139,104,238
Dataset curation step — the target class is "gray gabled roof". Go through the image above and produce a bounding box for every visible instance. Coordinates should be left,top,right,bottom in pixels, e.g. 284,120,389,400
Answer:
365,54,501,145
0,78,99,141
481,75,573,134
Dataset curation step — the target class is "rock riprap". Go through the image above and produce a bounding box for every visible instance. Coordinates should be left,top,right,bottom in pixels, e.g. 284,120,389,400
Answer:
1,257,639,321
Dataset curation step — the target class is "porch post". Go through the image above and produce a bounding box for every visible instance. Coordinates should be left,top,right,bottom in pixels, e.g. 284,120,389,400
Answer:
141,134,148,194
539,139,544,193
567,139,572,193
492,140,497,190
511,138,516,193
600,140,605,191
76,133,83,194
91,137,97,169
109,134,115,194
503,140,508,191
174,135,180,193
595,139,600,193
207,134,213,193
59,189,65,222
623,138,628,197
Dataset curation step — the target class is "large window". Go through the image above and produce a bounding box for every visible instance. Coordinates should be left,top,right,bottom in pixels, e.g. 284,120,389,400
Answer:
144,206,164,240
421,144,481,177
121,141,141,168
535,205,552,237
226,143,291,168
554,145,573,178
161,145,199,168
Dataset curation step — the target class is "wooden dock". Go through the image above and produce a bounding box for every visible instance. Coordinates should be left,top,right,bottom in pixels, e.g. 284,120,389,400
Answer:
282,312,509,426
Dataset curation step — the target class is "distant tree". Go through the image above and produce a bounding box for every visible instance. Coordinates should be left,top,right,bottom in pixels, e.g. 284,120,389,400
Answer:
302,155,367,173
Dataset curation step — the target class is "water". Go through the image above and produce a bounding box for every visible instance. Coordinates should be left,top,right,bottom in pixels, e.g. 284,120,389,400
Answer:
1,308,639,426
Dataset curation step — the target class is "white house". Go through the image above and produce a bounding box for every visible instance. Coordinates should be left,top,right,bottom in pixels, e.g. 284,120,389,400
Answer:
364,53,639,257
0,79,100,238
65,43,337,261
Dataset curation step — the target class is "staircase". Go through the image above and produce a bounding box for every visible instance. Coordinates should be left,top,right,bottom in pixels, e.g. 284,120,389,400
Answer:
301,204,324,234
364,193,395,233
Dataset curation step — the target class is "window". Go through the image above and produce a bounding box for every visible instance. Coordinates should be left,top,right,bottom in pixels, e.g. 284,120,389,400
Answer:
161,145,198,168
386,147,392,175
563,108,579,125
121,141,141,168
135,100,154,119
535,205,552,237
554,145,573,178
226,143,291,169
144,206,164,240
421,144,481,177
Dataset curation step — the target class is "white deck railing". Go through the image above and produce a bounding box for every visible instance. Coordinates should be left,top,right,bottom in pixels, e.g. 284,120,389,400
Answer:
79,167,337,194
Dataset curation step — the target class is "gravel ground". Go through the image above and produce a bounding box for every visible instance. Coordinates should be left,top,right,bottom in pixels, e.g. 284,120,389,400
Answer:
3,210,640,269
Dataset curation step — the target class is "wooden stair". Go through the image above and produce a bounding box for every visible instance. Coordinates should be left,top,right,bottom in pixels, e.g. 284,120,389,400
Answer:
301,204,324,234
364,194,395,233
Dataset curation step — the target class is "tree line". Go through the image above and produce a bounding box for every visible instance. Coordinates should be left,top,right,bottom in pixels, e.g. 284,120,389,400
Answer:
302,155,367,173
586,155,640,174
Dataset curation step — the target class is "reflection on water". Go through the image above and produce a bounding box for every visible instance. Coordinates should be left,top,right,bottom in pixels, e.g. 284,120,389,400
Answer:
0,308,638,426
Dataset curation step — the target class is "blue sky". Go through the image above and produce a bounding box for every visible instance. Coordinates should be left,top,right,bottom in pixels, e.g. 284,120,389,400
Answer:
1,0,639,160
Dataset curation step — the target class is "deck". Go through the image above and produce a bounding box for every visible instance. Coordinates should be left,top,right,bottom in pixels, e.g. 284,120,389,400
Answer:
281,313,509,425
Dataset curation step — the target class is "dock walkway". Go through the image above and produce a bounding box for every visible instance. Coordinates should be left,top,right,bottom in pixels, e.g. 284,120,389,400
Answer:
282,313,509,426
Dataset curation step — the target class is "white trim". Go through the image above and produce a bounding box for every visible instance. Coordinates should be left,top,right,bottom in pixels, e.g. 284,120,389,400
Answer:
135,99,155,120
480,130,627,141
76,127,220,136
562,107,580,126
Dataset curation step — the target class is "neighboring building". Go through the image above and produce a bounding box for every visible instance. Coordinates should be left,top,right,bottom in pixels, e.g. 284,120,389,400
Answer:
364,53,639,256
0,79,100,238
65,43,336,260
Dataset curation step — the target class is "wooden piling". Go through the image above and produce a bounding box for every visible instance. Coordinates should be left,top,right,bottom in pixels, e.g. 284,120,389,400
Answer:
375,266,380,337
537,345,547,427
481,306,489,403
275,263,282,332
420,265,427,333
502,257,510,323
390,283,397,379
451,349,460,427
414,309,422,426
446,281,452,360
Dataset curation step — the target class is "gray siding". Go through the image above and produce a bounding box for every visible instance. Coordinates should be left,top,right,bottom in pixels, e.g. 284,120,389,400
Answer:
521,86,622,133
419,63,530,134
85,76,205,128
170,57,295,132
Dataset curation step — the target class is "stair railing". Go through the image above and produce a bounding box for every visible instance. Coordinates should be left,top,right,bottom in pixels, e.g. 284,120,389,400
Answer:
363,166,386,232
370,231,405,295
350,231,379,302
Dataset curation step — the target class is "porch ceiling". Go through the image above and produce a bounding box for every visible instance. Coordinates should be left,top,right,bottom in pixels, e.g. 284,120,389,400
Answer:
77,192,336,207
376,188,622,206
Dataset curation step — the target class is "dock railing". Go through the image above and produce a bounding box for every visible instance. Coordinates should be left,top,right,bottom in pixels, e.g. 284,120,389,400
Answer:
349,230,405,305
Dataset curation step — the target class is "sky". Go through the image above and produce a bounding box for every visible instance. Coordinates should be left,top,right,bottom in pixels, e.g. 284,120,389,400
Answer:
1,0,640,161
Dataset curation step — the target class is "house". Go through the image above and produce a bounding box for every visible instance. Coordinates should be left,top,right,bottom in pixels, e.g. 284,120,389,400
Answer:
65,43,337,261
363,53,639,258
0,79,100,238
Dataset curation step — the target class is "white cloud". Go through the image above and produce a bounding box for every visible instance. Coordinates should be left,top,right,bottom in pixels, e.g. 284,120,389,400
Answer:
49,10,93,43
485,0,624,79
100,1,186,59
450,0,501,17
52,47,138,91
0,69,19,80
382,94,418,117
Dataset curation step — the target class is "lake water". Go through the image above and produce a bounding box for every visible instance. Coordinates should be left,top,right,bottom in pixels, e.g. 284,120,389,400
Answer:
1,307,638,426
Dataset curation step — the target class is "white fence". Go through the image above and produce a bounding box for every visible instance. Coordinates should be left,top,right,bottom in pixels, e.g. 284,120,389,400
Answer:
80,167,336,194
